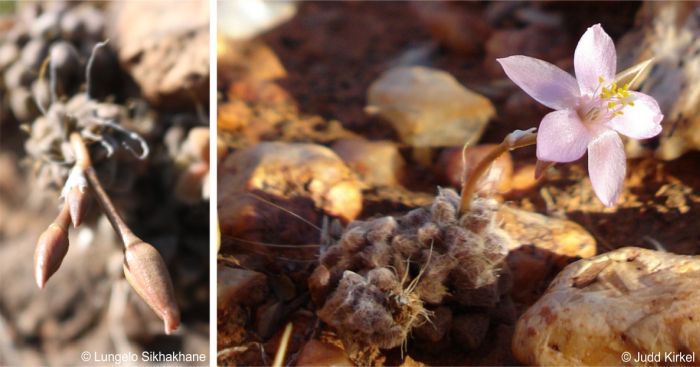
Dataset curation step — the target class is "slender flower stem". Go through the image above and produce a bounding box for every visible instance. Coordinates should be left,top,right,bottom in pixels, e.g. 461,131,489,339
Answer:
71,132,140,248
458,129,538,215
69,132,91,169
85,167,141,247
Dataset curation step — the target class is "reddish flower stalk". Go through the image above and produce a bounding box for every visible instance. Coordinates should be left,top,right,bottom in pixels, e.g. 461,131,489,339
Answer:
71,133,181,334
459,129,537,215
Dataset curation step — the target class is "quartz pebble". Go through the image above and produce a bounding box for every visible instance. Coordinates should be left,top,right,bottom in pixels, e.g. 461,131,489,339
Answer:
513,247,700,365
497,204,597,304
366,66,495,148
331,138,406,187
108,1,209,108
296,339,353,367
219,142,362,247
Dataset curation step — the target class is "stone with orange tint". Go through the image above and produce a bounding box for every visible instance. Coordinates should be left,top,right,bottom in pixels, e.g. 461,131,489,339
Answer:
513,247,700,365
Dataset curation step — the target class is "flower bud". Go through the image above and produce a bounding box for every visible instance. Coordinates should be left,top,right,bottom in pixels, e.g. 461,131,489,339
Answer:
66,186,89,227
61,166,89,227
123,241,180,334
34,205,71,288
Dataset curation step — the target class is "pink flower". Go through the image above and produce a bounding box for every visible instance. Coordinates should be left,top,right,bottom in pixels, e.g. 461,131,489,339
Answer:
497,24,663,207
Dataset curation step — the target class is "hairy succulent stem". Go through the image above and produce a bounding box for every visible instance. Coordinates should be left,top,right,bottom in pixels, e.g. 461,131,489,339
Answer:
459,129,537,215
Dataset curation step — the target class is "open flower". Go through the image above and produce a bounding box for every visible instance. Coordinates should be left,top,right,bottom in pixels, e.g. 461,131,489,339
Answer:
497,24,663,206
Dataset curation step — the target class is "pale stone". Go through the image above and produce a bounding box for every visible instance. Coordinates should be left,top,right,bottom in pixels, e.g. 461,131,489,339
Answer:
513,247,700,366
366,66,495,148
332,138,406,187
296,339,353,367
219,142,362,248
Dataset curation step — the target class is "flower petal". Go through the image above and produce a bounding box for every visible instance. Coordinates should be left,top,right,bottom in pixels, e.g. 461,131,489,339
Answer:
587,130,625,207
607,92,663,139
536,109,591,162
497,55,579,110
574,24,616,95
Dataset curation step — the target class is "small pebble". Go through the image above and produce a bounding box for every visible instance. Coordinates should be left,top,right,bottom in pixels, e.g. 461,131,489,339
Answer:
332,138,406,187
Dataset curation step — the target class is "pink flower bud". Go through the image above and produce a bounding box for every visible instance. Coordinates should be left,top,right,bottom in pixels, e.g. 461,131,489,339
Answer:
66,186,89,227
123,241,180,334
34,205,71,289
61,167,89,227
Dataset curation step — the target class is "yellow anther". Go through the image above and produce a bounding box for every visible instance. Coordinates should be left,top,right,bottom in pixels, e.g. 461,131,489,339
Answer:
608,101,616,109
598,76,605,83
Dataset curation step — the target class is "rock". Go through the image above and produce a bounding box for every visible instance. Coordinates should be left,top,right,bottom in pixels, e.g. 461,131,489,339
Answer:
509,164,539,192
166,119,210,206
174,161,209,205
218,0,297,41
218,142,362,248
217,266,268,308
331,138,406,187
498,205,596,260
497,205,597,304
436,144,513,194
218,99,252,133
108,0,209,109
217,302,249,349
365,66,495,148
218,40,286,84
616,3,700,160
297,339,353,367
513,247,700,366
182,127,210,163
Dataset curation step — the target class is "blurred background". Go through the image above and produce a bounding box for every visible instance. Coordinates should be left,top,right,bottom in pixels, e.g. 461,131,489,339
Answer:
217,1,700,365
0,1,210,365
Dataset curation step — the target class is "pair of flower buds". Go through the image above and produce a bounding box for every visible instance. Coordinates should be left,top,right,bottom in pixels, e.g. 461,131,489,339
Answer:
33,132,180,334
